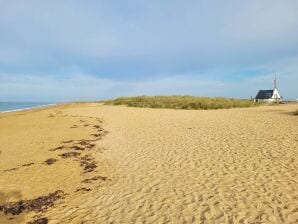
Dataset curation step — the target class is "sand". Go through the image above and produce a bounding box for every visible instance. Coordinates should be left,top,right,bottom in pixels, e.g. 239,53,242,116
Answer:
0,103,297,223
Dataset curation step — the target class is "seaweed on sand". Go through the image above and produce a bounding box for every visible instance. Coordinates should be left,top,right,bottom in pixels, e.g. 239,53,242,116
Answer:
0,191,64,216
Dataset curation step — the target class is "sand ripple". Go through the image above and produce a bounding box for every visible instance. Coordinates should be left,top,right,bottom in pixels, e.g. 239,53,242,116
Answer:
48,104,298,223
1,103,297,223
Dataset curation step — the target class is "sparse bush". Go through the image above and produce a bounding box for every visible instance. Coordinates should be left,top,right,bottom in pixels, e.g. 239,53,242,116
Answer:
293,110,298,116
105,96,259,110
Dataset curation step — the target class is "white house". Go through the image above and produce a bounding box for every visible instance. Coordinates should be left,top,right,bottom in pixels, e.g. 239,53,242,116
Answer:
255,76,282,102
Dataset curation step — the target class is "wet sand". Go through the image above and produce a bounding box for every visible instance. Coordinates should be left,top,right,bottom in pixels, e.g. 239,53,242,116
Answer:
0,103,297,223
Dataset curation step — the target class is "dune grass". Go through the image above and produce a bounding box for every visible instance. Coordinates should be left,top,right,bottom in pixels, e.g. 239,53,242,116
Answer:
105,96,259,110
293,109,298,116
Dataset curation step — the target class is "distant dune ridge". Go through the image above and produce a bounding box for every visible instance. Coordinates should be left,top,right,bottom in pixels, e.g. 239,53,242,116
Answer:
0,102,297,223
105,95,259,110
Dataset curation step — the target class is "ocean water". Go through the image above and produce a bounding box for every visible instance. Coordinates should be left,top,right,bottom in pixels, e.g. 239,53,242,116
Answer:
0,102,54,112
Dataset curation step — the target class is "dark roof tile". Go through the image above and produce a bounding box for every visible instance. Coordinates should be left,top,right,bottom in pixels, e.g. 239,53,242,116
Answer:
255,90,273,99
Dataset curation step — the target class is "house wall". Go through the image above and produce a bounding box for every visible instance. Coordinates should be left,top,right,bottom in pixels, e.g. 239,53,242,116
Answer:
268,98,280,102
272,88,281,99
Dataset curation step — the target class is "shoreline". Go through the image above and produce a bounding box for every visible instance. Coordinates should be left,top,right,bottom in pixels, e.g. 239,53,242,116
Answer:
0,103,58,114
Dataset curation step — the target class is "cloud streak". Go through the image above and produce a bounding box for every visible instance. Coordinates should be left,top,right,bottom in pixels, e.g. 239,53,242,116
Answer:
1,56,297,102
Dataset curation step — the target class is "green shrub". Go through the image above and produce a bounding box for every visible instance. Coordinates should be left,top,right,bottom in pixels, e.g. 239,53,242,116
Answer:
105,95,260,110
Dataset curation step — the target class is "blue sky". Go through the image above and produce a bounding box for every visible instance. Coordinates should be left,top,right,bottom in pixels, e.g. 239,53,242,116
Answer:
0,0,297,101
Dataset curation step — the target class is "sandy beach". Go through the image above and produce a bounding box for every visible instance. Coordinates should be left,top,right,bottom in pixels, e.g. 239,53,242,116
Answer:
0,103,297,223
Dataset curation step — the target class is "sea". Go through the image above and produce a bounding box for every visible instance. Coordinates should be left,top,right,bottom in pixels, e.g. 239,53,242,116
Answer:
0,102,55,113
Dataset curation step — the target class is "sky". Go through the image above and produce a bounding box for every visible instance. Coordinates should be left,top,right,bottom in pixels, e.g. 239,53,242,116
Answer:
0,0,297,102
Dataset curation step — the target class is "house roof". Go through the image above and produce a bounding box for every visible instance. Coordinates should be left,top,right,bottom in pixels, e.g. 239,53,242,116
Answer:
255,90,274,99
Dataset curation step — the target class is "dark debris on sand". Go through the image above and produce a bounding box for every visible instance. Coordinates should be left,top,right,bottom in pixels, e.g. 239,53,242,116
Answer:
93,125,101,129
47,120,108,177
49,146,65,151
80,155,97,173
59,151,81,158
3,163,35,172
77,140,96,149
75,188,91,192
3,167,19,172
69,145,85,151
43,158,57,165
22,163,34,167
91,134,101,138
0,191,64,216
28,217,48,224
82,176,108,183
61,140,73,144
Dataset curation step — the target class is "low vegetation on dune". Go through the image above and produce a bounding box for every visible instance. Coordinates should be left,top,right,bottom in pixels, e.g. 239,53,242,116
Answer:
293,109,298,116
105,96,259,110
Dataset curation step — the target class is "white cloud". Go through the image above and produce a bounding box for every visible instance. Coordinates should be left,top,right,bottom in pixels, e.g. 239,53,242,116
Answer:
1,55,297,102
0,73,119,102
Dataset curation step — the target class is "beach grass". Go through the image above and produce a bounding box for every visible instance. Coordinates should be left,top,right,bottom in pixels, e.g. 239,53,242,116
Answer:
293,109,298,115
105,95,259,110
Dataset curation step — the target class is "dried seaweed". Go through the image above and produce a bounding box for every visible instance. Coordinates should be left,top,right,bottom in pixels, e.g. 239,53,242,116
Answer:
0,191,64,216
49,146,65,151
43,158,57,165
59,152,80,158
3,167,19,172
75,188,91,192
28,217,48,224
61,140,73,144
81,176,108,183
22,163,34,167
80,155,97,173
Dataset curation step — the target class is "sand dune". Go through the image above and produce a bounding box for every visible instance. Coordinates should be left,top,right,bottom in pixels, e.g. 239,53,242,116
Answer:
0,103,297,223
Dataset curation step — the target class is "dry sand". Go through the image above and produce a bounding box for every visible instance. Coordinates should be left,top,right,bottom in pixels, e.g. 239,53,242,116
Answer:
0,103,297,223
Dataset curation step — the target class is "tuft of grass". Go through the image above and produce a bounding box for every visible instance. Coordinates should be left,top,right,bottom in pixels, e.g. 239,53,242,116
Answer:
105,95,260,110
293,109,298,116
